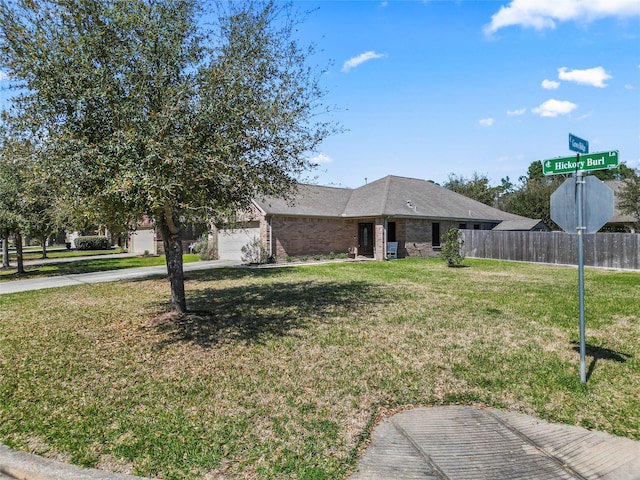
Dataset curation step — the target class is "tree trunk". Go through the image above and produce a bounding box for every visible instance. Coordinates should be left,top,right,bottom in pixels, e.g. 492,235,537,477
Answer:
1,237,9,268
41,235,48,259
160,207,187,313
15,232,24,274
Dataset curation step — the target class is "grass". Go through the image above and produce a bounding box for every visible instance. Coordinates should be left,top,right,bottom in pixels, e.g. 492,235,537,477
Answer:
0,254,200,281
0,258,638,479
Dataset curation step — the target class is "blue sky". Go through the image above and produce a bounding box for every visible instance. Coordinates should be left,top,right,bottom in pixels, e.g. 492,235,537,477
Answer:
294,0,640,188
0,0,638,190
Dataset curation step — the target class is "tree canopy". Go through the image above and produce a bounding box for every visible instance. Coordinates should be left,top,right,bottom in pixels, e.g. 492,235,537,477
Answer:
619,168,640,228
0,0,335,311
444,172,499,207
445,160,638,231
0,128,64,269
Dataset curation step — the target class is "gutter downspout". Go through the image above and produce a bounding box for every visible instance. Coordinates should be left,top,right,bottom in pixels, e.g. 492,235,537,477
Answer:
384,217,388,260
268,216,273,258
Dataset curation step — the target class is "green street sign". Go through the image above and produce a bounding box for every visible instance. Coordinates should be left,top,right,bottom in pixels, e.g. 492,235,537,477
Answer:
542,150,619,176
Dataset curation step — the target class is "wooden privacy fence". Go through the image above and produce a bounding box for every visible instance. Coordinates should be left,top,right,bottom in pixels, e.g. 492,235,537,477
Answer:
461,230,640,270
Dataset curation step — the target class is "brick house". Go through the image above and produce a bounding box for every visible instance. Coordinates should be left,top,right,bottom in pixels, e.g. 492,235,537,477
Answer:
217,175,541,261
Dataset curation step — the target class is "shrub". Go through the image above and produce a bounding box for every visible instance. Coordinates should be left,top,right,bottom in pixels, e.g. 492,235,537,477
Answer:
286,256,296,262
241,236,268,264
313,254,322,261
441,228,465,267
74,236,109,250
194,234,215,260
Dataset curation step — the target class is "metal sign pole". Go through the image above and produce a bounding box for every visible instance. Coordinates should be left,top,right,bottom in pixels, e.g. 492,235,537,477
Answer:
576,167,587,383
547,135,617,383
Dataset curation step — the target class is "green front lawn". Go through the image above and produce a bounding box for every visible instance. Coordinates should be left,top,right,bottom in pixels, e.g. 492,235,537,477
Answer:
0,258,638,479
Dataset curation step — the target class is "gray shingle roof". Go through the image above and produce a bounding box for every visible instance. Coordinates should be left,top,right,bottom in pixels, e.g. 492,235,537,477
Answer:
254,175,531,223
253,183,352,217
492,219,547,231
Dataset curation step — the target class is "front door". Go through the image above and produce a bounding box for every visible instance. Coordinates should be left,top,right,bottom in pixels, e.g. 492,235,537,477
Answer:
358,223,374,256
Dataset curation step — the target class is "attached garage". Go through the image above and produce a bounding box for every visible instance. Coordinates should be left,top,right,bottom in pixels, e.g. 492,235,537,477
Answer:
129,229,156,255
217,223,260,261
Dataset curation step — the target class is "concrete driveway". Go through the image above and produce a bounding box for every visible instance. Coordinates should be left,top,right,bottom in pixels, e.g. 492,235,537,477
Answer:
0,259,239,295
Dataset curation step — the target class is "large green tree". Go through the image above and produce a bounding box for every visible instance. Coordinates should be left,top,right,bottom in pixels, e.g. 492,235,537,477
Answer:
443,172,500,206
0,0,334,312
0,128,64,270
0,134,29,272
0,161,24,272
498,161,567,228
503,176,563,229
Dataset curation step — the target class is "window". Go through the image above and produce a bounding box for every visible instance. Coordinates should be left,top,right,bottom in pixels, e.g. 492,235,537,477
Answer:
388,221,396,242
459,223,467,229
473,224,480,230
432,222,440,247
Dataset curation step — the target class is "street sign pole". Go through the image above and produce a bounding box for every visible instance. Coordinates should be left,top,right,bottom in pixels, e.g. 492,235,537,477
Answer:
576,167,587,383
547,139,617,383
551,173,615,383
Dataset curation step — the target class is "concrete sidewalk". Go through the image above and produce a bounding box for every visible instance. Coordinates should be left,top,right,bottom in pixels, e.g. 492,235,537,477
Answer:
350,405,640,479
0,444,152,480
1,405,638,479
0,259,240,295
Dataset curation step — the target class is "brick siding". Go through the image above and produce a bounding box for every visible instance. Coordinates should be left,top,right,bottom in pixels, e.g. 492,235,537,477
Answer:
261,215,497,262
268,216,359,259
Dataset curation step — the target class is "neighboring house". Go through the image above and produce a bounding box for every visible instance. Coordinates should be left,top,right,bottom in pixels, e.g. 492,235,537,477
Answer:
216,175,542,262
492,219,549,231
604,180,637,233
128,217,202,255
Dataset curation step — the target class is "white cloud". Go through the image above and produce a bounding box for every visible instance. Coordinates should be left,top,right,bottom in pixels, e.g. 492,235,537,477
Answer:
625,84,635,90
309,153,333,165
0,71,9,81
558,66,611,87
541,79,560,89
342,51,385,72
576,111,593,120
479,118,494,127
532,99,578,117
484,0,640,34
507,108,527,116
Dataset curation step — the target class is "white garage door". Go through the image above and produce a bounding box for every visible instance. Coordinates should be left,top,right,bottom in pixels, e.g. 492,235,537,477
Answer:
218,227,260,261
130,229,156,255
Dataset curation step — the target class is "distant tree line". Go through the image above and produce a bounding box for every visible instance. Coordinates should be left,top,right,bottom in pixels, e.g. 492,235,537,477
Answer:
443,162,640,231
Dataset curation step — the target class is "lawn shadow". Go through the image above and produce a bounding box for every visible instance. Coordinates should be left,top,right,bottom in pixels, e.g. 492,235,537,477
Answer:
571,341,633,381
147,271,386,349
